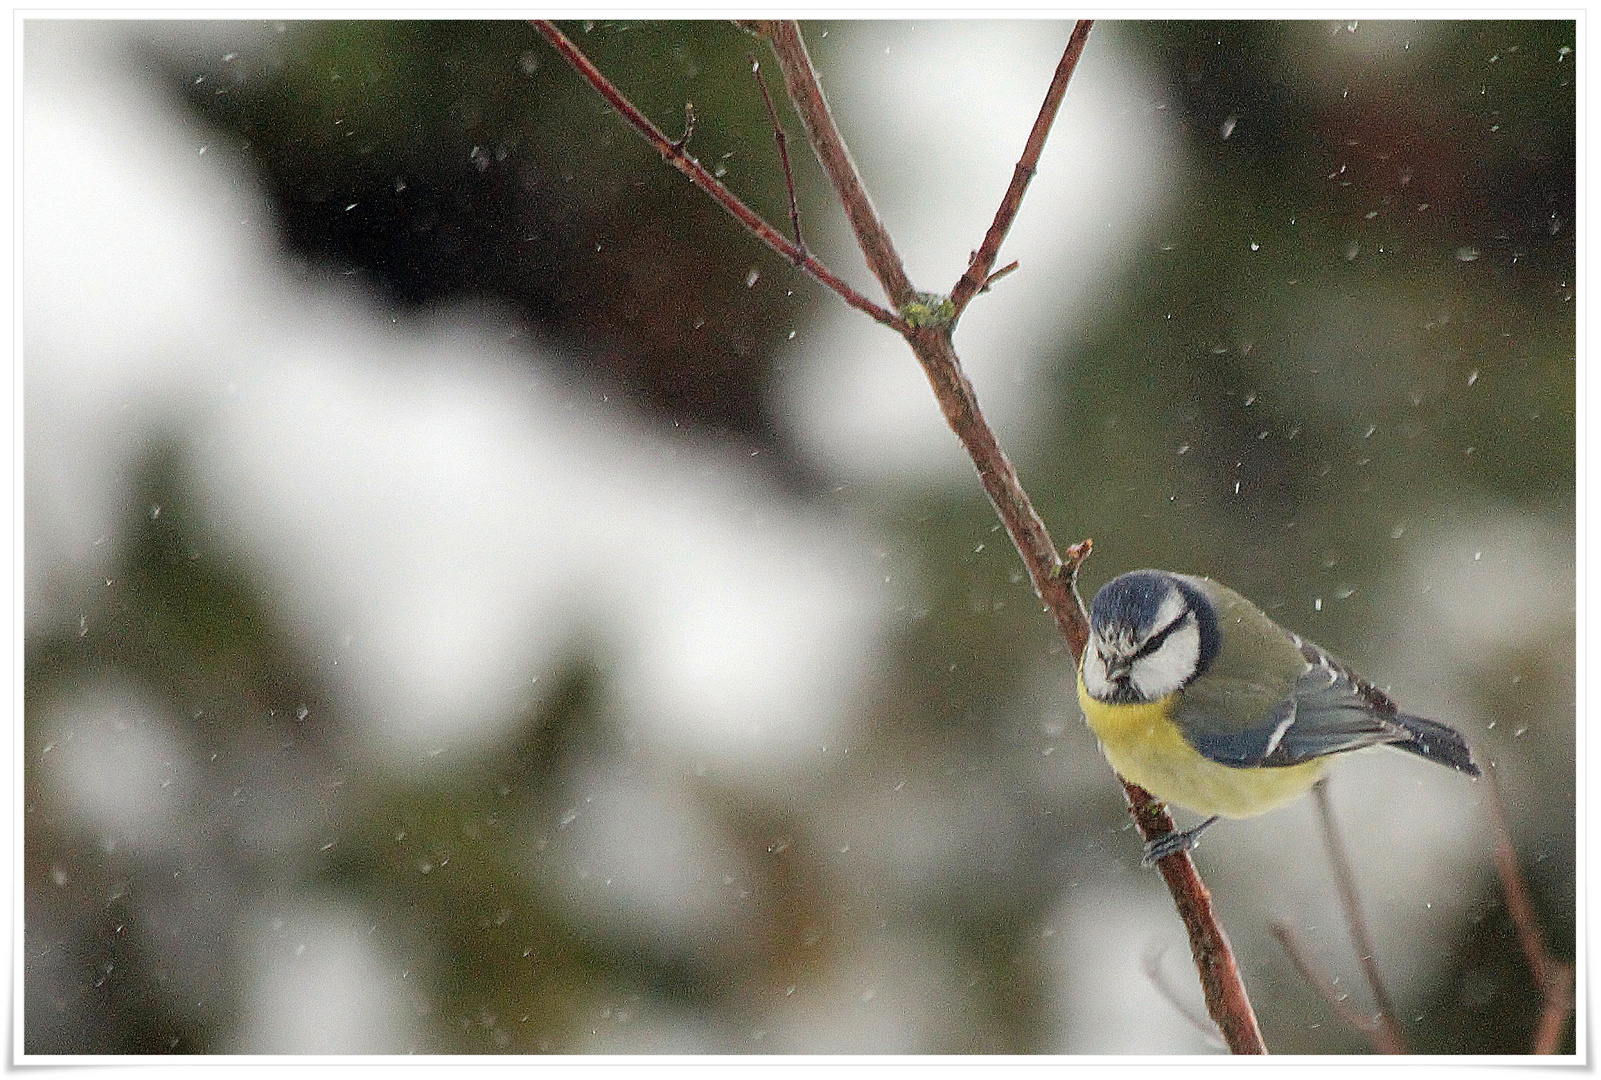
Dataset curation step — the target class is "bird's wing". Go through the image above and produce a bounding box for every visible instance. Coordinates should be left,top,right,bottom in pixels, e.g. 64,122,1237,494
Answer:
1179,635,1412,768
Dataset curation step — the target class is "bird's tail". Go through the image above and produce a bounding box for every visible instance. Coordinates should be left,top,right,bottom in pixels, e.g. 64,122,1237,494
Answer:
1392,712,1481,777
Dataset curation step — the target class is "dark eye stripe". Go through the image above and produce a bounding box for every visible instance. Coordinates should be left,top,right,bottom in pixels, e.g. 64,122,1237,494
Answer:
1132,609,1192,662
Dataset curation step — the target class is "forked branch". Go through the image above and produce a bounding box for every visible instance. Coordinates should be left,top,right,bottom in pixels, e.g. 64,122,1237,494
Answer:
1280,769,1572,1055
536,17,1267,1055
758,19,1264,1053
762,20,916,309
530,20,902,330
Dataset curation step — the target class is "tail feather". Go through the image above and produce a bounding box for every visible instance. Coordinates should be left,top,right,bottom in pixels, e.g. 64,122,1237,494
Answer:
1391,712,1481,777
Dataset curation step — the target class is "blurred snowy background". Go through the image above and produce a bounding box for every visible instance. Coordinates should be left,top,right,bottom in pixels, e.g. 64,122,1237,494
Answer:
24,19,1573,1055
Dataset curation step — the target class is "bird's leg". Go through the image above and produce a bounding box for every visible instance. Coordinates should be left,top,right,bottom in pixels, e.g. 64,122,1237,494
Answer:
1142,815,1221,867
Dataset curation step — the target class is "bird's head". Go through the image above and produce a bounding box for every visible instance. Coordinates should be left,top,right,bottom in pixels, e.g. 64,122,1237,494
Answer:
1082,570,1218,704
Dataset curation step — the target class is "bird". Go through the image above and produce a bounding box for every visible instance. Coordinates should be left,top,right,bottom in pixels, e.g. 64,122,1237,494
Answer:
1076,568,1480,866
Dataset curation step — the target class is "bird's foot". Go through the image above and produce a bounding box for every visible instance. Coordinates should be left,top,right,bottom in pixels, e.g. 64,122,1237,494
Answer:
1141,815,1220,867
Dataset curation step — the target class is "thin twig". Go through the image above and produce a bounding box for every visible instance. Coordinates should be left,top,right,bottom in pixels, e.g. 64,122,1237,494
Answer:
764,21,915,309
1310,778,1408,1053
748,55,806,261
762,22,1093,658
981,260,1020,293
948,19,1093,318
1142,943,1226,1049
1269,920,1397,1049
529,20,903,331
1484,763,1574,1054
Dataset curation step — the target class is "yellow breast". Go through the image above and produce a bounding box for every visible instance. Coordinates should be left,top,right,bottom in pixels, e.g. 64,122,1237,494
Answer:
1077,672,1324,819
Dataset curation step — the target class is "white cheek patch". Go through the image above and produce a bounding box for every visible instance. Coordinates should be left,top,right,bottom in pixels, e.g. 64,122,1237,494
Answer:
1130,616,1200,700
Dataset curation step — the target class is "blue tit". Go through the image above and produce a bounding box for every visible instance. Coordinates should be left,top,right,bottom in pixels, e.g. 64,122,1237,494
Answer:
1077,569,1480,865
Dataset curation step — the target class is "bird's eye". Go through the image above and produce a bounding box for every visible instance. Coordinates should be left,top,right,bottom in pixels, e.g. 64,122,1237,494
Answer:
1132,609,1191,662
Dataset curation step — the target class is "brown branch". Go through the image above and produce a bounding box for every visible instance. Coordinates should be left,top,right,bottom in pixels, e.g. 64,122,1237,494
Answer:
982,259,1020,293
1269,920,1396,1049
748,55,806,261
529,20,903,331
1310,778,1408,1054
1127,786,1267,1053
1531,960,1575,1055
541,17,1267,1054
1141,943,1225,1049
764,21,916,309
1484,763,1574,1054
904,328,1096,655
948,19,1093,318
764,20,1266,1054
762,22,1090,655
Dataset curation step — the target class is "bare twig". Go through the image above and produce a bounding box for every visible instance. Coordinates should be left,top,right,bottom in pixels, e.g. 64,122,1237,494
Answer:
1270,920,1400,1051
948,19,1093,318
529,20,903,331
1484,763,1574,1054
761,23,1094,658
1142,943,1226,1049
981,260,1020,293
748,55,806,261
1310,778,1408,1053
1126,786,1267,1053
764,20,916,309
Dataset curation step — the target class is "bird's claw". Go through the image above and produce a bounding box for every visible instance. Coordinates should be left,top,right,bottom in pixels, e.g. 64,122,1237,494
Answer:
1140,814,1220,867
1140,831,1196,867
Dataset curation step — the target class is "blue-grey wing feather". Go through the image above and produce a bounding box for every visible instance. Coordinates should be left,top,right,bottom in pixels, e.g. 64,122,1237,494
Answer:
1258,635,1410,763
1189,636,1478,775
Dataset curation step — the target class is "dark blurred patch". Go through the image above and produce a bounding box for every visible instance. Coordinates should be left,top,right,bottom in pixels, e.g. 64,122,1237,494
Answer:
1143,21,1575,271
161,21,814,457
1030,19,1573,594
1414,860,1575,1054
24,445,330,1053
23,839,218,1054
